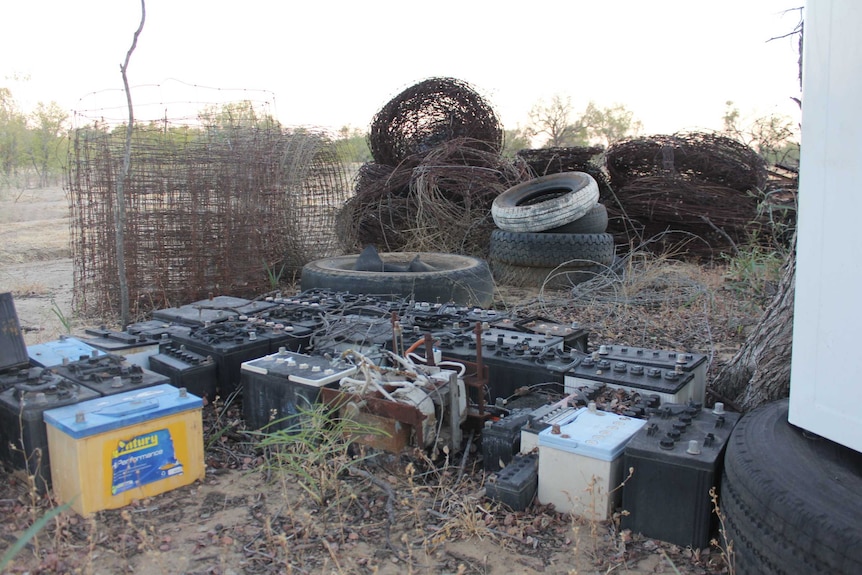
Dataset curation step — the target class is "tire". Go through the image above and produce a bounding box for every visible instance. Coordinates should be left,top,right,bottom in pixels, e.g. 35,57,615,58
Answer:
491,172,600,233
490,259,605,290
300,252,494,307
722,399,862,575
544,202,608,234
489,231,614,268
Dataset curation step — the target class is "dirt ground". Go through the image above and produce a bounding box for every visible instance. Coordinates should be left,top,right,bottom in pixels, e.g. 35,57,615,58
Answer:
0,185,754,574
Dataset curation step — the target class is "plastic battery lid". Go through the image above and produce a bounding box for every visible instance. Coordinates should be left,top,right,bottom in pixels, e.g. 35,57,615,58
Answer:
43,383,203,439
538,409,646,461
241,351,358,387
27,336,105,367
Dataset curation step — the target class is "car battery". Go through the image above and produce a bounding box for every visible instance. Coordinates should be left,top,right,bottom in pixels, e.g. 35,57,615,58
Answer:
310,314,396,355
148,343,218,402
0,292,29,372
485,452,539,511
52,353,170,397
407,301,474,333
592,345,708,403
252,303,326,333
0,372,99,491
621,403,740,549
514,316,589,353
565,356,696,405
520,404,586,454
240,349,358,432
81,327,161,368
538,406,646,520
482,412,530,472
235,317,313,354
43,384,205,516
124,320,192,341
152,304,238,327
170,323,293,397
186,295,277,317
436,328,567,404
27,336,106,368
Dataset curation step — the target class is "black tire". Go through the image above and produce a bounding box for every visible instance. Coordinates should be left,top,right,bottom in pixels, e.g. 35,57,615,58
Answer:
300,252,494,307
490,259,605,290
489,231,614,268
722,399,862,575
491,172,599,233
544,202,608,234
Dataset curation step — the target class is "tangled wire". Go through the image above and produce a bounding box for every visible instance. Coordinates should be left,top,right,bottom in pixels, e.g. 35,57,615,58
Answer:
337,138,530,256
603,133,769,257
606,132,767,192
515,146,612,197
369,77,503,167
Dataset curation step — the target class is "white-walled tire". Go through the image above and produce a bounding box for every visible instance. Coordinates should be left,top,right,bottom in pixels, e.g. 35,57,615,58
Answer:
491,172,599,232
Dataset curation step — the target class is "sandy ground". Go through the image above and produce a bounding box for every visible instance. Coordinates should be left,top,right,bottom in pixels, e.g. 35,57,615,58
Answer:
0,186,75,345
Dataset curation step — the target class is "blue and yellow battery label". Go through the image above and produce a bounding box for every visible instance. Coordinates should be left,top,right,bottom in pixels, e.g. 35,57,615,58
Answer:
111,428,184,495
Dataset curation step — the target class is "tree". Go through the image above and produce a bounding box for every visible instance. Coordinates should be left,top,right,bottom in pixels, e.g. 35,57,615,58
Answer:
26,101,68,186
526,96,641,149
334,125,372,164
580,102,642,148
722,101,800,166
501,126,531,157
0,87,27,182
527,94,587,148
712,246,796,410
197,100,280,133
711,17,803,411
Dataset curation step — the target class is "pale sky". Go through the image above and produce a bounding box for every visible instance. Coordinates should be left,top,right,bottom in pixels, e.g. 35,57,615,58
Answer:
1,0,803,136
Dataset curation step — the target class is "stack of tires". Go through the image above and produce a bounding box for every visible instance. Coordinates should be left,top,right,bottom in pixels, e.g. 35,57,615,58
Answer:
489,172,615,289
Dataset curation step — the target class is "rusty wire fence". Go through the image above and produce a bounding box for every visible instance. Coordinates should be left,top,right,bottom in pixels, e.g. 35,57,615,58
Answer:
67,114,350,320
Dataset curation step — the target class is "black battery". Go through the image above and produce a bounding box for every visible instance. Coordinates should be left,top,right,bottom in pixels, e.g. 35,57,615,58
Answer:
592,344,708,403
171,318,313,396
485,453,539,511
621,404,741,549
52,353,170,396
152,304,238,327
436,329,572,404
81,326,161,367
148,343,218,401
482,412,530,472
514,316,589,353
0,292,28,372
124,320,192,341
565,356,696,404
0,371,99,491
240,349,357,432
170,324,273,397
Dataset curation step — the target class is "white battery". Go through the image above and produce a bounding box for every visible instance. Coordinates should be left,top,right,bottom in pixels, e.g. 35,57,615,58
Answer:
537,407,645,520
520,404,583,455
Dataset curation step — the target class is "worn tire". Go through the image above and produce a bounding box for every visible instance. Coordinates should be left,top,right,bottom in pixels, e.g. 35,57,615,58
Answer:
491,172,600,232
544,202,608,234
300,252,494,307
490,259,604,290
722,399,862,575
489,231,614,268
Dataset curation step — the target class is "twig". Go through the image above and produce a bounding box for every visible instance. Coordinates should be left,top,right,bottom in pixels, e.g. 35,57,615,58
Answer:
348,466,403,555
456,430,474,483
699,215,739,256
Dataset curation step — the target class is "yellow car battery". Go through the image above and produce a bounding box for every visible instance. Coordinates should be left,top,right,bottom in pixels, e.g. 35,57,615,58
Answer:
43,383,204,516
